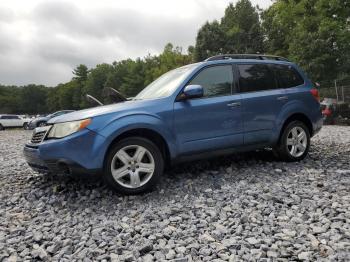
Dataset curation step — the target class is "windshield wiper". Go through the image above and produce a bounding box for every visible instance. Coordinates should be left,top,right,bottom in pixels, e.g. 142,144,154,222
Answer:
86,94,104,106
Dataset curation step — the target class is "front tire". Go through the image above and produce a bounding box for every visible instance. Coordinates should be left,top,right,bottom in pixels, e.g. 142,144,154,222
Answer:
23,123,29,130
274,121,310,162
0,124,4,131
38,122,46,127
104,137,164,194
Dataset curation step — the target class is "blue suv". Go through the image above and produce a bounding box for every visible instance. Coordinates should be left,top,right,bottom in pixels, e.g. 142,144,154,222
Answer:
24,54,323,194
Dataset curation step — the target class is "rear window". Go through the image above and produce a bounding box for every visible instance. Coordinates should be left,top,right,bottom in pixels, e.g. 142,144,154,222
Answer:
271,64,304,88
237,64,276,93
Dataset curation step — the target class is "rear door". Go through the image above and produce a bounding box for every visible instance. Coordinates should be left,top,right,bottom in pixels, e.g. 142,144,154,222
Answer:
174,64,243,155
271,64,306,105
237,63,287,145
12,116,22,127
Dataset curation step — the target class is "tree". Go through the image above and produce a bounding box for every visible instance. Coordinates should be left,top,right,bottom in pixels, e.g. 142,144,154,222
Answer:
262,0,350,81
194,21,225,61
194,0,264,61
81,63,113,107
220,0,264,54
20,85,48,114
72,64,89,84
0,85,22,114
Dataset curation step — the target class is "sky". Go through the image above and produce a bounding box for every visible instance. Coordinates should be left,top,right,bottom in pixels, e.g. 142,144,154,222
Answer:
0,0,273,86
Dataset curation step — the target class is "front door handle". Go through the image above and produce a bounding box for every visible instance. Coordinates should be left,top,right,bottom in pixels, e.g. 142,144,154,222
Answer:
277,96,288,101
227,102,241,107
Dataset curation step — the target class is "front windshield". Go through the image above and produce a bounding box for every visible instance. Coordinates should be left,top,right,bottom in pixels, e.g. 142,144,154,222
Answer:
134,64,198,100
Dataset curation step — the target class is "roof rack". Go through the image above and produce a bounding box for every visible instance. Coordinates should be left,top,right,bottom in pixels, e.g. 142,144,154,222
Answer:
205,54,289,62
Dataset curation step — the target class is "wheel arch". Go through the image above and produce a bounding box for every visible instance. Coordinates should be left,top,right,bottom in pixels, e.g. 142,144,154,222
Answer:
103,128,172,169
278,113,313,143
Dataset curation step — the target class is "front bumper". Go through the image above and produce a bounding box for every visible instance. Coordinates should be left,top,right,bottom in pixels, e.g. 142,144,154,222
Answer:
23,145,50,173
23,129,105,175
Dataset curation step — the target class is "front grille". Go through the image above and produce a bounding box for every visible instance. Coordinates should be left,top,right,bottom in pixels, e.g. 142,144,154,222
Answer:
30,126,51,144
31,131,47,144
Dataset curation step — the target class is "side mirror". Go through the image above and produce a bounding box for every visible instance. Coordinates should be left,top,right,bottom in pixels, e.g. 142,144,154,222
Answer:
180,85,204,100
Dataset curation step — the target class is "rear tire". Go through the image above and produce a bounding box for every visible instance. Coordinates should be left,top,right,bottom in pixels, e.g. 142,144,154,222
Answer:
274,120,310,162
0,124,4,131
104,137,164,194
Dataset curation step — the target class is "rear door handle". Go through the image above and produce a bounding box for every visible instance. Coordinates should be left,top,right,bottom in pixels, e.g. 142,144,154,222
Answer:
277,96,288,101
227,102,241,107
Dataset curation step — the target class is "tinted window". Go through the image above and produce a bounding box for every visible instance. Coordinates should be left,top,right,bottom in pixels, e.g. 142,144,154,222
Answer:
189,65,233,97
271,65,304,88
238,64,276,92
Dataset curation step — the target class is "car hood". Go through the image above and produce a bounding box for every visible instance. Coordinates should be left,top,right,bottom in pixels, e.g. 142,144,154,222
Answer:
48,100,143,124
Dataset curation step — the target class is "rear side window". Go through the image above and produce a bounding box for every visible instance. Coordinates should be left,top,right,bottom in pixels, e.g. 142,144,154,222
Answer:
189,65,233,97
271,64,304,88
237,64,276,93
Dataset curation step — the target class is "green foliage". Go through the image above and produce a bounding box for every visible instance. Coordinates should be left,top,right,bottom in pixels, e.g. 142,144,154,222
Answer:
262,0,350,80
221,0,264,54
194,0,264,61
0,86,22,114
194,21,226,61
72,64,89,83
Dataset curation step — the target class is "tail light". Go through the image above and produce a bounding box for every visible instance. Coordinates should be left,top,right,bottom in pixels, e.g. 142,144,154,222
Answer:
322,107,332,116
310,88,320,102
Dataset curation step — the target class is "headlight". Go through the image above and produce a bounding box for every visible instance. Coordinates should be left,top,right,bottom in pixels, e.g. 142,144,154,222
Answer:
47,119,91,138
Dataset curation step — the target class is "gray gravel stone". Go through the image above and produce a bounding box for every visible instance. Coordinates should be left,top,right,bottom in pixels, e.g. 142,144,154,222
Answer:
31,244,48,260
298,251,311,260
138,242,153,255
166,249,176,259
142,254,153,262
1,127,350,261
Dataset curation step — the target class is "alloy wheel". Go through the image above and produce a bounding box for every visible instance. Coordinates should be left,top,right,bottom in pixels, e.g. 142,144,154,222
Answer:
111,145,155,189
286,126,307,157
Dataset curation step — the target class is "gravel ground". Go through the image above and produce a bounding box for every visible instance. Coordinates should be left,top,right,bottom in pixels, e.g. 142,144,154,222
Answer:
1,126,350,261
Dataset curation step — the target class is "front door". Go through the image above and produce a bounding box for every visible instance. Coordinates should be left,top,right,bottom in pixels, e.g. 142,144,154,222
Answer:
173,64,243,155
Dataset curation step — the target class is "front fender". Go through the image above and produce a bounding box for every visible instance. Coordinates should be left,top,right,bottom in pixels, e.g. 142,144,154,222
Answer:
93,113,178,163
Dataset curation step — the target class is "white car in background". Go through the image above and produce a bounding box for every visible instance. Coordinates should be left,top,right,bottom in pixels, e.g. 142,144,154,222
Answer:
0,115,31,130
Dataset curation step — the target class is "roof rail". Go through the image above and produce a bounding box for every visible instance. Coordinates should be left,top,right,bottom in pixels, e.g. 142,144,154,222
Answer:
204,54,289,62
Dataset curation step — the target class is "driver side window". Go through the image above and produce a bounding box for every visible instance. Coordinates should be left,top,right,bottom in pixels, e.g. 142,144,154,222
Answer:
189,65,233,98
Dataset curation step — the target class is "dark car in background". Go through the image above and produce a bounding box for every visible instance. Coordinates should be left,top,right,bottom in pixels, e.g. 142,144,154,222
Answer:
28,110,74,129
